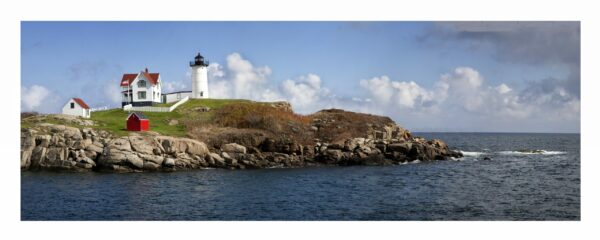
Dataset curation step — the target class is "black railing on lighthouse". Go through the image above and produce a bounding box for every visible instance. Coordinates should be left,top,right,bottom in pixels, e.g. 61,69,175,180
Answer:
190,60,209,67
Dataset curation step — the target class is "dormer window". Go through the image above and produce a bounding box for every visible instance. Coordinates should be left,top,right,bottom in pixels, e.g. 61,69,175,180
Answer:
138,80,147,88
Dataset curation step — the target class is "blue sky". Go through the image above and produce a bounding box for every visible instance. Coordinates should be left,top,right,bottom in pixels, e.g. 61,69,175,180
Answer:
21,22,580,133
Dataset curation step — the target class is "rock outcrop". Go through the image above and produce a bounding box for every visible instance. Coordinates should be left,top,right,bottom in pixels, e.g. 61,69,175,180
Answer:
20,120,462,172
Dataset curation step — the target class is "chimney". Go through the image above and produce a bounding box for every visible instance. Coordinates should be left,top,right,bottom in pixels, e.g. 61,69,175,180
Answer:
145,67,148,73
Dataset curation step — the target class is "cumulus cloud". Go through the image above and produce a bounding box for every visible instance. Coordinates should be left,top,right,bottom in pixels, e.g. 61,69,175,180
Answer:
359,76,434,109
21,85,50,110
359,66,579,127
208,53,345,113
21,85,62,113
209,53,280,101
280,74,333,113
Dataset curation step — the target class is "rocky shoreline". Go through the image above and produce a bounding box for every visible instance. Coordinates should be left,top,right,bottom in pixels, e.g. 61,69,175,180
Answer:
20,121,463,172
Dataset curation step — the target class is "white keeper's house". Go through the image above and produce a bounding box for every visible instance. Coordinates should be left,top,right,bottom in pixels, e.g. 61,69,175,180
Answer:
62,98,91,118
120,68,163,107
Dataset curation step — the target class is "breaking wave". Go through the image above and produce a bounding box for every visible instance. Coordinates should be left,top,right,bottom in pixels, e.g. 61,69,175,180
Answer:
497,150,567,155
459,151,485,157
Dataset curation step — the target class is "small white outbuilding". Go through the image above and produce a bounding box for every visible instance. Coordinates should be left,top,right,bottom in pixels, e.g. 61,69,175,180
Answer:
62,98,91,118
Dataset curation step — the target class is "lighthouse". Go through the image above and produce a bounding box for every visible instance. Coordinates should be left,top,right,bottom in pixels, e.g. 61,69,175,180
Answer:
190,52,209,99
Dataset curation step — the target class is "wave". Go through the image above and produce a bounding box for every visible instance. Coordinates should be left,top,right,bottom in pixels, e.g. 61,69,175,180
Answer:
497,150,567,155
459,151,485,157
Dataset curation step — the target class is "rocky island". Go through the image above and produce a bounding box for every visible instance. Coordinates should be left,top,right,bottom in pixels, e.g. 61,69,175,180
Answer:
20,99,463,172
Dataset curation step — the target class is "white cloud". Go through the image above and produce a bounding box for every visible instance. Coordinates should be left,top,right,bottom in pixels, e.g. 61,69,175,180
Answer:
280,74,331,113
104,82,122,104
21,85,50,110
162,81,188,93
496,83,512,94
359,76,435,109
21,85,62,113
209,53,278,101
207,63,225,78
358,66,580,127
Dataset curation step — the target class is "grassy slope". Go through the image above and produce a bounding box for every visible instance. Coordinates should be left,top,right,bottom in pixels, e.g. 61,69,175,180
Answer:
89,99,250,137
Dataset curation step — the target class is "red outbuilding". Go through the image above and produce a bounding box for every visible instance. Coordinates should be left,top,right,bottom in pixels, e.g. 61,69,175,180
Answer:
126,112,149,131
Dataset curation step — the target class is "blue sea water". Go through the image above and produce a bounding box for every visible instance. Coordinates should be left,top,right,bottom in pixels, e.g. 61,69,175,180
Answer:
21,133,580,220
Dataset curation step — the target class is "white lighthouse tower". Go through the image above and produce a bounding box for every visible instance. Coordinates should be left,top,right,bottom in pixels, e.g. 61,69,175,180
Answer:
190,52,209,99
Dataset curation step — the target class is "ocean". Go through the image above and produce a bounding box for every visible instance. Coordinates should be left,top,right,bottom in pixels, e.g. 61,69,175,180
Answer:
21,133,580,220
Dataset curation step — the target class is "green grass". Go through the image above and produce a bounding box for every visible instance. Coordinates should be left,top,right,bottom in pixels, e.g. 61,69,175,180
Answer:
89,99,251,137
152,102,176,107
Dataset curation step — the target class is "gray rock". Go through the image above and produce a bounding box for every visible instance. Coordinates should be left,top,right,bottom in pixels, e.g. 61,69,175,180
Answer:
30,146,47,168
21,149,32,169
107,137,132,152
324,149,343,163
125,154,144,169
143,161,160,171
46,147,67,161
35,135,52,148
73,138,92,149
75,162,94,169
79,156,96,166
344,138,365,151
208,153,225,166
388,142,412,154
128,136,156,155
163,158,175,167
138,154,164,165
85,144,104,154
221,143,247,154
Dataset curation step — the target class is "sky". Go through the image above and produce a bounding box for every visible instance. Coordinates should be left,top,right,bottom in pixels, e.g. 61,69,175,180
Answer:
21,21,580,133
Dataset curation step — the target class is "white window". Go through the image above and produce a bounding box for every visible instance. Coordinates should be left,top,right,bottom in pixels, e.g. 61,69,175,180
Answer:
138,80,146,88
138,91,146,99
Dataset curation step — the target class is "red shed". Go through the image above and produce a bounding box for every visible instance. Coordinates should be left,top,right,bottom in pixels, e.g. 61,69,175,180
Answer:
126,112,149,131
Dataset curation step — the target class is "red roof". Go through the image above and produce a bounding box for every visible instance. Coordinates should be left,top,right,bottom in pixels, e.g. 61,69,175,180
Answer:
120,74,138,86
72,98,89,109
120,70,160,87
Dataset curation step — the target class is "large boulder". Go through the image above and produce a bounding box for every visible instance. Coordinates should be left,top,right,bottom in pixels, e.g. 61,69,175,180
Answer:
207,153,225,167
129,135,161,155
322,149,343,163
163,158,175,167
428,139,449,151
85,143,104,154
180,138,209,156
138,153,164,165
156,136,209,157
46,147,68,161
63,126,83,140
72,138,92,149
344,138,365,151
21,130,36,169
221,143,247,154
388,142,412,154
106,137,132,152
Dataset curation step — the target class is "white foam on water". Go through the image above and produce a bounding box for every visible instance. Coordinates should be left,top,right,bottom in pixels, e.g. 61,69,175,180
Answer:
459,151,485,157
497,150,567,155
411,160,421,164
